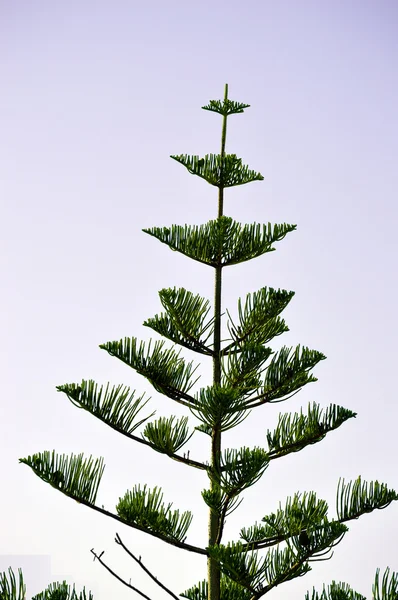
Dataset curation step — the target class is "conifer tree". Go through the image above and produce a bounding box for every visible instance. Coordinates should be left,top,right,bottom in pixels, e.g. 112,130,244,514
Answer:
20,85,398,600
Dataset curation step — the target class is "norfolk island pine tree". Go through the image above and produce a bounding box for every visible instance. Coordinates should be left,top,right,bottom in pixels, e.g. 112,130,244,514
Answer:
13,85,398,600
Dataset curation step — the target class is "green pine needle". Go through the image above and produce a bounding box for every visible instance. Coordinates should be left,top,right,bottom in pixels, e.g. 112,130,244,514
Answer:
373,567,398,600
220,447,270,495
19,451,104,505
32,580,93,600
170,154,263,188
266,403,356,458
142,415,193,454
225,286,294,351
298,568,398,600
336,477,398,521
241,491,329,544
222,344,273,395
100,337,200,406
247,345,326,405
0,568,25,600
57,380,154,435
201,98,250,117
116,484,192,542
182,576,251,600
305,581,365,600
208,541,311,594
192,385,250,431
143,217,296,267
144,287,214,355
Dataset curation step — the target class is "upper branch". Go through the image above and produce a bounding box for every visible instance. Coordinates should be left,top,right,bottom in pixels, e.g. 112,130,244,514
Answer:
57,381,207,471
144,287,215,356
20,452,207,556
100,337,199,408
243,345,326,408
143,218,296,268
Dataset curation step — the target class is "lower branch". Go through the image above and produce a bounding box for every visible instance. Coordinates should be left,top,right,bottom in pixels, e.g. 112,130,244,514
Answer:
91,549,153,600
115,533,180,600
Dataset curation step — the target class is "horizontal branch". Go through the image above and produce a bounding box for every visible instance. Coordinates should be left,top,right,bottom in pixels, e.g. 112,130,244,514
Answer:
240,519,347,553
218,431,318,476
88,416,207,471
64,494,207,556
240,532,290,552
267,436,323,461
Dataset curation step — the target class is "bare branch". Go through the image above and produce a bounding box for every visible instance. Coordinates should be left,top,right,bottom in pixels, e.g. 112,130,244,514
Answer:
115,533,180,600
91,548,153,600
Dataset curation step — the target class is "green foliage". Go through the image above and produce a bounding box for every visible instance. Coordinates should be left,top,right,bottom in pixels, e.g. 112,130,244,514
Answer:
210,520,347,594
0,568,25,600
305,568,398,600
246,345,326,406
225,286,294,350
266,403,356,458
222,343,273,395
19,451,104,504
373,567,398,600
240,491,329,544
208,541,311,594
201,486,242,517
182,576,251,600
305,581,365,600
170,153,264,188
219,447,269,496
144,287,214,355
143,217,296,267
116,484,192,542
201,98,250,116
32,581,93,600
192,385,250,431
337,477,398,521
100,337,199,407
287,520,348,558
0,569,92,600
142,415,193,454
57,380,154,435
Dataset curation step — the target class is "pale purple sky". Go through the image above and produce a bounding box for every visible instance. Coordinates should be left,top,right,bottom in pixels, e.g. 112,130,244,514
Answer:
1,1,398,599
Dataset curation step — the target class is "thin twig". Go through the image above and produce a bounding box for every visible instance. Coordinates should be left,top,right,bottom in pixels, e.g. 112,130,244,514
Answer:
91,548,153,600
115,533,181,600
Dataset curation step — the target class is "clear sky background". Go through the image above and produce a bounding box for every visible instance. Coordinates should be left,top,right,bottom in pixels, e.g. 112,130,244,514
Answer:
1,1,397,599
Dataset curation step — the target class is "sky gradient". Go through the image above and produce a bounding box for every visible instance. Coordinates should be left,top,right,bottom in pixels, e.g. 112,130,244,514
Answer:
2,1,398,599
